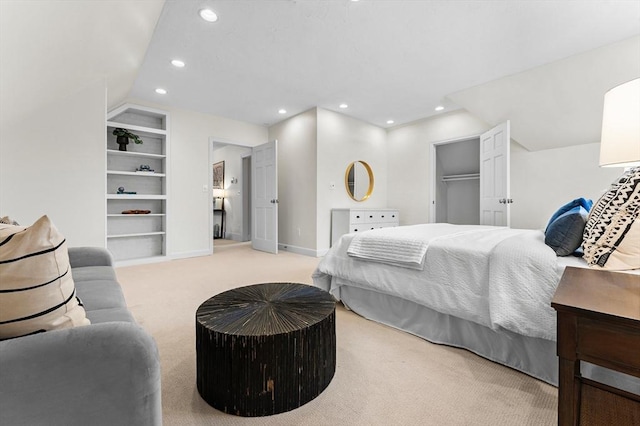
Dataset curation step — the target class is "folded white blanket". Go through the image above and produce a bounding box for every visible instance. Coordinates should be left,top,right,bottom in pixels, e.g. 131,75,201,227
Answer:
346,224,494,270
347,231,427,270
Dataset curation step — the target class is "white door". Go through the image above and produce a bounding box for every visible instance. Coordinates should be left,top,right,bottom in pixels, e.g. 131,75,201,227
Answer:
252,140,278,253
480,121,511,226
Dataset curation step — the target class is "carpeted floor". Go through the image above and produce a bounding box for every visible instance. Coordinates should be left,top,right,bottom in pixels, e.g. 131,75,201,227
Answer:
115,243,557,425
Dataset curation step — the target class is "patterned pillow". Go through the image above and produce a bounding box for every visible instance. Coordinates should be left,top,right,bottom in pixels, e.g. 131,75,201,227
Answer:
0,215,90,340
583,167,640,270
0,216,19,225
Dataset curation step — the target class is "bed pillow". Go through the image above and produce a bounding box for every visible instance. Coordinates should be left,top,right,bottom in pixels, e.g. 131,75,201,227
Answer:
0,215,90,340
544,198,592,256
544,198,593,232
583,167,640,270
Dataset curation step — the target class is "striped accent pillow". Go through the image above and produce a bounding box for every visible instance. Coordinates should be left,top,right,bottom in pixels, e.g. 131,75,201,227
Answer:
0,215,89,340
583,167,640,270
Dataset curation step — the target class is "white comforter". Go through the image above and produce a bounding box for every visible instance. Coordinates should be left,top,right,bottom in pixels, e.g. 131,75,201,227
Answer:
312,224,563,341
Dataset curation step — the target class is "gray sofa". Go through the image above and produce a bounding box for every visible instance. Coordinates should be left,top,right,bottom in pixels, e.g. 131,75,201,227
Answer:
0,247,162,426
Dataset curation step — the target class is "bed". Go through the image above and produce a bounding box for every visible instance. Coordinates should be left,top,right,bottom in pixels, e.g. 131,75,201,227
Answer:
312,223,639,392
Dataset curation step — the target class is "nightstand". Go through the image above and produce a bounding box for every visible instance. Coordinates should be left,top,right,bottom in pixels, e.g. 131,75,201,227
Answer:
551,266,640,425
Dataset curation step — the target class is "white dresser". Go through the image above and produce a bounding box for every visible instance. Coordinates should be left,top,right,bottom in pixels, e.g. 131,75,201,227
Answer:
331,208,400,246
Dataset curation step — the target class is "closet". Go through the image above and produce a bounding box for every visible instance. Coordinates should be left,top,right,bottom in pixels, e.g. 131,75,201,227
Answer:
433,137,480,225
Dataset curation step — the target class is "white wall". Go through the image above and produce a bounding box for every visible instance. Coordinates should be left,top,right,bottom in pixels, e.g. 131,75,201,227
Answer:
267,107,387,256
387,109,623,231
511,142,621,230
0,80,106,247
316,108,387,254
268,108,318,254
120,98,268,258
387,110,490,225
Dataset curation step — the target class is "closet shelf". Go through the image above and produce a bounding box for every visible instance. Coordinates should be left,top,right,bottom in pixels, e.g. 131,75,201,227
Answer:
442,173,480,182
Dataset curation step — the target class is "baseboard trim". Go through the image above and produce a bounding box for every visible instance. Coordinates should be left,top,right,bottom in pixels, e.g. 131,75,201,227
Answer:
278,243,325,258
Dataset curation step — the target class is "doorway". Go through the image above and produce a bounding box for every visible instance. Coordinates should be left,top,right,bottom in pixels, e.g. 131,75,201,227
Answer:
429,121,511,226
209,140,253,253
431,136,481,225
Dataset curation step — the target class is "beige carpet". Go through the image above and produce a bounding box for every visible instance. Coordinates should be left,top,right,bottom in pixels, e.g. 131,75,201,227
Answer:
116,243,557,425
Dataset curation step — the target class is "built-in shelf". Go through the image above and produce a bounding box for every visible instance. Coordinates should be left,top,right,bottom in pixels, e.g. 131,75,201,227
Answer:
106,104,170,264
442,173,480,182
107,213,166,217
107,170,166,177
107,149,166,159
107,194,167,200
107,121,167,136
107,231,166,239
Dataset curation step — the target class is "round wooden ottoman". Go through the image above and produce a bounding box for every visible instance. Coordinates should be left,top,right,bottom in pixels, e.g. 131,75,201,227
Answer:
195,282,336,417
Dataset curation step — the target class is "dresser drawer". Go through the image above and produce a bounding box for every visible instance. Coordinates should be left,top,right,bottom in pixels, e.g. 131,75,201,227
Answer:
577,317,640,373
349,210,368,224
332,208,400,246
364,210,399,224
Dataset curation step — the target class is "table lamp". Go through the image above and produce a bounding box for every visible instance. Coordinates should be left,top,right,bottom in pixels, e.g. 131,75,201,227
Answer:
599,78,640,168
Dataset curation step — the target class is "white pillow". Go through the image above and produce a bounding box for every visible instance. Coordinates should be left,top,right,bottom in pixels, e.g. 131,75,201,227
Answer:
583,167,640,270
0,215,90,339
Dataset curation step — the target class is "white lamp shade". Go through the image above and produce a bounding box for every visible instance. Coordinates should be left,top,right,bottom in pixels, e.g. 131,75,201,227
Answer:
212,188,225,198
599,78,640,167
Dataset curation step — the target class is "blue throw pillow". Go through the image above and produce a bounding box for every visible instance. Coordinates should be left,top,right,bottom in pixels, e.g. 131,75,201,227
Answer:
545,198,593,233
544,198,592,256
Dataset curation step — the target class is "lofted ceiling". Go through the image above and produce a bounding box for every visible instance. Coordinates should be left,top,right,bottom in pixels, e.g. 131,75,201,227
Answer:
131,0,640,146
0,0,164,129
2,1,639,152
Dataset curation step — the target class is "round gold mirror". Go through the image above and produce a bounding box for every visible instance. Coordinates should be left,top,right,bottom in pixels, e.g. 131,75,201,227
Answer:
345,161,374,202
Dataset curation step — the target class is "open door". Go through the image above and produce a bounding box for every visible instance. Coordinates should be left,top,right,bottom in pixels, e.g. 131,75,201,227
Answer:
480,121,511,226
251,140,278,253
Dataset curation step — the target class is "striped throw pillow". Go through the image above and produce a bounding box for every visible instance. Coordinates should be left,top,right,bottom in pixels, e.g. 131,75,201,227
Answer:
583,167,640,270
0,215,89,340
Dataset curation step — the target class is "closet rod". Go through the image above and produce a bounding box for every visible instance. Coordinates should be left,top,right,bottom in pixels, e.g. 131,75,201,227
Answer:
441,173,480,182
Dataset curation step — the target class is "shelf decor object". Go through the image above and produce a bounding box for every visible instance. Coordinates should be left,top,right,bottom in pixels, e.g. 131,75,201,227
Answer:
106,104,170,264
112,127,144,152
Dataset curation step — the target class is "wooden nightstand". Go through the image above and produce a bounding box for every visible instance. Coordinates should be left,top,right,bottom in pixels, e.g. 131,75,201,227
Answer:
552,266,640,425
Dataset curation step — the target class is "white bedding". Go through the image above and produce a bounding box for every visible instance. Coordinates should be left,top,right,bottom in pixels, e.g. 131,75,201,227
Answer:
313,224,571,341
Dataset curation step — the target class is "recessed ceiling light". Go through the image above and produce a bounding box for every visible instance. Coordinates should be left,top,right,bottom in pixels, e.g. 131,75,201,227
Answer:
435,105,444,111
386,120,394,124
278,109,287,114
199,9,218,22
339,104,348,109
171,59,185,68
155,88,167,95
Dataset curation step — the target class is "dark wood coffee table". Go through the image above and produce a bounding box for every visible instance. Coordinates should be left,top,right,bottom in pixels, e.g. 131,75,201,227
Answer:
196,282,336,417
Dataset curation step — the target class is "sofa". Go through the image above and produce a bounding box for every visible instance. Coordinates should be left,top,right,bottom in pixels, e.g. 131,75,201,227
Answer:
0,247,162,426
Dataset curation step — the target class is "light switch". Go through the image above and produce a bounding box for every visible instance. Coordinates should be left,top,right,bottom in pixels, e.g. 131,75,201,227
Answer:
329,181,336,190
